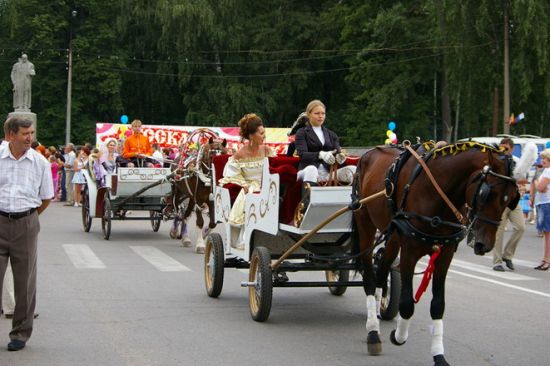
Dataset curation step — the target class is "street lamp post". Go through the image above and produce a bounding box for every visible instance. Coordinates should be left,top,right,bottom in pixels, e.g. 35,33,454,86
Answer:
65,10,77,145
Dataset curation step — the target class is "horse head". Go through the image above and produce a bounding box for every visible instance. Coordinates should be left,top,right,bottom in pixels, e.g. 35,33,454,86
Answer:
199,137,228,170
465,151,519,255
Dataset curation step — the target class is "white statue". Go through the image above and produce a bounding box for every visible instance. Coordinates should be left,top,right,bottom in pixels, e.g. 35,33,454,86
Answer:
11,54,35,111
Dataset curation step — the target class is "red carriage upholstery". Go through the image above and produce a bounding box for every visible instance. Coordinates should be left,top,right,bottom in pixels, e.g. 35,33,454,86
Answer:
211,154,359,225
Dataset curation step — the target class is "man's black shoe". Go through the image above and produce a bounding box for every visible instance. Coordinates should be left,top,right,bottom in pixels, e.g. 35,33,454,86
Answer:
503,258,515,271
493,264,505,272
7,340,26,351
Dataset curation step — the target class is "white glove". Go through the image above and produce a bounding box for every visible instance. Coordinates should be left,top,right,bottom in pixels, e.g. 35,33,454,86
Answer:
335,153,346,165
319,150,336,165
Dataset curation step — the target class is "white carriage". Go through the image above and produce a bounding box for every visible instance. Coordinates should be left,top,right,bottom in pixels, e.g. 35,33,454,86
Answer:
204,155,400,321
81,166,172,240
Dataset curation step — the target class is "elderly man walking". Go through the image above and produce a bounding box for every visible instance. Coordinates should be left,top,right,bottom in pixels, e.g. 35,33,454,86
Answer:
0,116,53,351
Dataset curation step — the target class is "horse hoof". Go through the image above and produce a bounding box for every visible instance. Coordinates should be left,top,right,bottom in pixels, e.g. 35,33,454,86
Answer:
389,329,406,346
433,354,450,366
182,239,192,248
195,246,205,254
169,230,177,239
367,330,382,355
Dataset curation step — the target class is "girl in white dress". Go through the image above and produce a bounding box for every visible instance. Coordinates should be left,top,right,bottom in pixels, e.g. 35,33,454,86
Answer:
218,114,275,248
72,148,89,206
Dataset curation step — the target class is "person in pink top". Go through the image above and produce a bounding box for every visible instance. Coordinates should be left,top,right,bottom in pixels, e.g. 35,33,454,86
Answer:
48,155,59,201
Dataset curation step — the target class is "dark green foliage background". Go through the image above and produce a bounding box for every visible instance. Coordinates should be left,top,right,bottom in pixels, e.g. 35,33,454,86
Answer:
0,0,548,146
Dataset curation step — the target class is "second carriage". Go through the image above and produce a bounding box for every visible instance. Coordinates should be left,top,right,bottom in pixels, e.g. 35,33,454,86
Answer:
81,165,172,240
204,154,401,322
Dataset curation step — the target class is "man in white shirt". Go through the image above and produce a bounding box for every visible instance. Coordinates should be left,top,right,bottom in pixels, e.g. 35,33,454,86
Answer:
63,143,76,206
0,116,54,351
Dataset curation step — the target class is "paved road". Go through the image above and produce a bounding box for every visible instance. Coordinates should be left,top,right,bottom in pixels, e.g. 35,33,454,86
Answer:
1,202,548,366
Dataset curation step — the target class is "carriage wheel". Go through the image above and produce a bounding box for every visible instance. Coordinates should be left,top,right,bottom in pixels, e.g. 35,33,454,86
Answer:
101,193,112,240
248,247,273,322
325,269,349,296
380,266,400,320
204,233,225,298
150,210,162,232
81,186,92,232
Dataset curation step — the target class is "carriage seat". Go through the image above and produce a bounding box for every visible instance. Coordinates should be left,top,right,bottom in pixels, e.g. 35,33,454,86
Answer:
212,154,359,225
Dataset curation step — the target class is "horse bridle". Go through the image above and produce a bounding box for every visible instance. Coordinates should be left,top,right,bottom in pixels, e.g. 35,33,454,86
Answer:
466,164,517,228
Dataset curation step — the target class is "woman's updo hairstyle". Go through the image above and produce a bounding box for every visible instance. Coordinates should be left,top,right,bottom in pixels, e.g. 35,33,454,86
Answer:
305,99,326,115
238,113,264,142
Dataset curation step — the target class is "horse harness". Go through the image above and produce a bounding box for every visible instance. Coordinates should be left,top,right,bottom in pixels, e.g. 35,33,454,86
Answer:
380,141,516,247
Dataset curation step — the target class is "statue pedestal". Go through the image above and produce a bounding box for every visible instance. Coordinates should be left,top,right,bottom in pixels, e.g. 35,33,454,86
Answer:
8,110,37,135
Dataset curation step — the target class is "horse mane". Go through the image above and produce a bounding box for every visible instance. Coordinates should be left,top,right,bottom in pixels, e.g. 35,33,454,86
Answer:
426,141,504,159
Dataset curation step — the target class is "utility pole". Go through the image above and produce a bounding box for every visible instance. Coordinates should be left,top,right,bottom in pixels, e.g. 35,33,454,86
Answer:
65,10,77,145
503,6,510,134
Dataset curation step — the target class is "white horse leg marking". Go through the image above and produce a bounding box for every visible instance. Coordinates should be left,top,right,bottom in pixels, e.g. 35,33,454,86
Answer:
430,319,444,357
394,315,411,344
195,225,205,254
375,287,383,317
365,295,380,333
202,226,211,239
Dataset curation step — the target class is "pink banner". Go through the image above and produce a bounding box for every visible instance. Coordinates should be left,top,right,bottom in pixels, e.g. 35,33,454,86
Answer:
96,123,291,154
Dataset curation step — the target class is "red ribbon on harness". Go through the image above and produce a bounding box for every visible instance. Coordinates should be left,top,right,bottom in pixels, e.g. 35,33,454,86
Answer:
414,245,442,304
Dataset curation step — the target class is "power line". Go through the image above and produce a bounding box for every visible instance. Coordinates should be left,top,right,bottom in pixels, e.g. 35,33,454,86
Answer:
74,42,493,66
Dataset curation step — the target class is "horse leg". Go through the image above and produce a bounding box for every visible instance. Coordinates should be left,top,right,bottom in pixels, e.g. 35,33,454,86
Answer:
170,212,180,239
356,214,382,355
390,244,420,346
429,247,454,366
195,207,206,254
374,236,400,318
181,201,193,247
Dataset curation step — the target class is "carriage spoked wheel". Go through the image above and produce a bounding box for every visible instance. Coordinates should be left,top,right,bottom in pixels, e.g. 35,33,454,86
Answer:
374,247,401,320
204,233,225,298
81,186,92,232
325,269,350,296
248,247,273,322
149,210,162,232
101,193,112,240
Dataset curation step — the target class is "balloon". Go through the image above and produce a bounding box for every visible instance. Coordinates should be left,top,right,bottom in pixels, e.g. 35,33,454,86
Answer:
120,115,129,124
391,138,398,144
389,133,397,141
386,130,393,137
546,141,550,149
385,138,391,144
388,121,396,131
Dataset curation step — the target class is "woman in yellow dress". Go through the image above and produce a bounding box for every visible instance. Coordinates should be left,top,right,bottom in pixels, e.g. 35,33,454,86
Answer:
218,113,275,232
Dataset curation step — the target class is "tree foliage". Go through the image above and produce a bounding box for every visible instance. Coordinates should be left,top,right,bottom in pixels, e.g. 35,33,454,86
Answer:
0,0,548,146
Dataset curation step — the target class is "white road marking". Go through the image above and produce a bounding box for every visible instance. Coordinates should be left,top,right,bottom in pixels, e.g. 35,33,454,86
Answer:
447,269,550,299
450,259,537,281
479,256,540,268
418,259,537,281
63,244,106,269
130,246,191,272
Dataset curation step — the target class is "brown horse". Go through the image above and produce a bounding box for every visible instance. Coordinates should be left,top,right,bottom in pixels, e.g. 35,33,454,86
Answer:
168,138,227,252
352,141,519,366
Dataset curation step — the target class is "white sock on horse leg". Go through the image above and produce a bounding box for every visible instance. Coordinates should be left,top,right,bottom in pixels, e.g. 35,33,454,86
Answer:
365,295,380,333
394,315,410,344
430,319,444,356
375,287,383,317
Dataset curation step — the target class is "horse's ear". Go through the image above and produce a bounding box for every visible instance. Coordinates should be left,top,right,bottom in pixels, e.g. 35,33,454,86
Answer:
209,137,214,144
222,139,227,147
